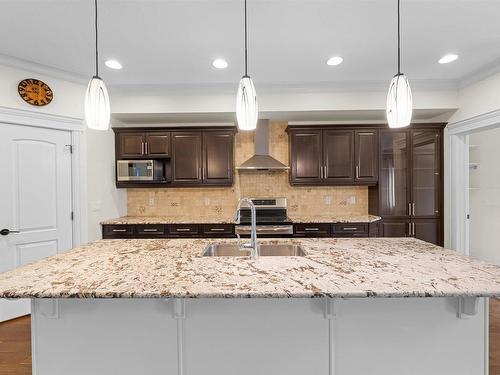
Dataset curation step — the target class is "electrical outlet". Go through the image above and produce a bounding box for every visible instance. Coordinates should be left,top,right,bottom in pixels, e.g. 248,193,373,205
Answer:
349,196,357,205
205,197,210,206
91,200,101,212
148,192,155,207
324,196,332,205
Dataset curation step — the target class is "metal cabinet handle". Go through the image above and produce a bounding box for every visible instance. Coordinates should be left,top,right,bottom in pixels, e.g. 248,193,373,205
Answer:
412,203,415,216
407,223,411,236
203,167,206,180
319,166,323,179
355,165,359,179
0,229,20,236
305,228,320,231
142,229,159,232
408,203,412,216
141,142,145,155
412,222,415,236
145,142,149,155
342,227,358,231
112,229,127,232
198,167,201,180
176,228,191,232
209,228,226,232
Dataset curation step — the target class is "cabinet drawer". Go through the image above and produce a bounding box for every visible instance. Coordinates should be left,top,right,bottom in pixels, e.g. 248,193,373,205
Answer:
332,223,368,235
136,224,166,236
168,224,200,236
294,223,331,236
202,224,234,236
102,225,134,238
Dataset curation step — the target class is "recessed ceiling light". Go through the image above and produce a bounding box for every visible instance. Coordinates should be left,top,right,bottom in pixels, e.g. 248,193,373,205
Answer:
212,59,228,69
438,54,459,64
326,56,343,66
105,59,122,70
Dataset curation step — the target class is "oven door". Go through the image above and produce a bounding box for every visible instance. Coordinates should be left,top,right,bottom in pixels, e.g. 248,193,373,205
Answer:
235,225,293,236
117,160,155,181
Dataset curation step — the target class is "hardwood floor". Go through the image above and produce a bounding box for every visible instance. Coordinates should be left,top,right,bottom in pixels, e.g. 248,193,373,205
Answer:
0,305,499,375
0,315,31,375
491,298,500,375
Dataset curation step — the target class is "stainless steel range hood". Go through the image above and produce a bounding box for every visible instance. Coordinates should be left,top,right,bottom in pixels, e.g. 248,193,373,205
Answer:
236,120,289,171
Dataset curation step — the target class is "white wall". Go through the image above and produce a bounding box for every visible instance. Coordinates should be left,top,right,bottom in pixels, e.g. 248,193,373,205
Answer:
444,72,500,248
468,128,500,265
0,63,126,243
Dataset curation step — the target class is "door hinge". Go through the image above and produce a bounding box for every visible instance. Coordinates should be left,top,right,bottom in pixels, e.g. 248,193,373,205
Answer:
65,144,73,154
70,211,74,221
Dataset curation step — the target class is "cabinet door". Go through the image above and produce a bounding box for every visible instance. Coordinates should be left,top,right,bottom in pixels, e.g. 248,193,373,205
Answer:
289,130,322,184
355,130,378,183
380,220,410,238
323,130,354,183
117,133,145,159
171,132,203,184
379,130,410,217
203,131,233,185
413,219,440,245
145,132,170,157
411,130,440,218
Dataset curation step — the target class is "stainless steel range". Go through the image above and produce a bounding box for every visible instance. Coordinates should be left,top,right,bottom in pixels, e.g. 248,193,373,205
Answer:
235,198,293,237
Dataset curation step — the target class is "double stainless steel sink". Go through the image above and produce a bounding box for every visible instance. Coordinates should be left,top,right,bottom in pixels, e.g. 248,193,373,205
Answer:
202,243,306,257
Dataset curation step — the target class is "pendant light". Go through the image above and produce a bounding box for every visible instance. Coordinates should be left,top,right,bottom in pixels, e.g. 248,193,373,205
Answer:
386,0,412,128
236,0,258,131
85,0,110,131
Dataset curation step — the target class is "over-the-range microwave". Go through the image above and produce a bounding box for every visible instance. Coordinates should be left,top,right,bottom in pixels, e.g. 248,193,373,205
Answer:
116,160,165,182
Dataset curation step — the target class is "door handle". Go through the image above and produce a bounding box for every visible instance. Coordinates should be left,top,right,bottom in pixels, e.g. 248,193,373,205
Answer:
0,229,20,236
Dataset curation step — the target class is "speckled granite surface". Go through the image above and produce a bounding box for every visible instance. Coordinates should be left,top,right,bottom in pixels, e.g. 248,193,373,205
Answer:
101,215,381,225
0,238,499,299
101,216,234,225
289,215,381,223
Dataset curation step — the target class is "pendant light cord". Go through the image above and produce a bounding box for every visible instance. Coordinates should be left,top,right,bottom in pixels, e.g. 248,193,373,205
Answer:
397,0,401,75
244,0,248,77
94,0,99,78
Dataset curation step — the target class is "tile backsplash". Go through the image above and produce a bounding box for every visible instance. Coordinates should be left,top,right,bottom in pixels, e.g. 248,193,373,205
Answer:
127,122,368,219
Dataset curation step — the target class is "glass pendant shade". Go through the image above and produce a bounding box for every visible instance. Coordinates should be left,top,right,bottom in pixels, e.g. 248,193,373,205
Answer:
386,73,412,128
236,76,258,131
85,76,110,131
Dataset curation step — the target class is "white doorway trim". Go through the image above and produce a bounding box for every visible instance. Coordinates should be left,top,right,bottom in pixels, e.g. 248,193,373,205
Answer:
448,109,500,254
0,105,84,248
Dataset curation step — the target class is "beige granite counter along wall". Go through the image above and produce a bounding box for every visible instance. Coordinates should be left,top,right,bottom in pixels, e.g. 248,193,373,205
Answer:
127,122,368,220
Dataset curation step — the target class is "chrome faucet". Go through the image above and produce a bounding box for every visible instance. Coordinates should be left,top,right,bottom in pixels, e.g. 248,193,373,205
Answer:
233,198,259,259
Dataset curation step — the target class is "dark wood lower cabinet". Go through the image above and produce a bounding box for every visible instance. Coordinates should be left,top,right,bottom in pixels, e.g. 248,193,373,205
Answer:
413,219,440,245
102,222,378,239
378,218,441,245
379,220,410,238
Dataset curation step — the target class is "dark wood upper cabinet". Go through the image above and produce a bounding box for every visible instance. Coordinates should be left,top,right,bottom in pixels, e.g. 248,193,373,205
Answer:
118,132,145,158
323,130,354,182
288,126,377,186
116,131,171,159
290,130,322,183
145,132,170,157
171,131,203,185
203,131,234,185
355,130,378,183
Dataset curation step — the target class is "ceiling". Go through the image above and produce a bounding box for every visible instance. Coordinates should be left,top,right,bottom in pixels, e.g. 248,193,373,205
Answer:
1,0,500,92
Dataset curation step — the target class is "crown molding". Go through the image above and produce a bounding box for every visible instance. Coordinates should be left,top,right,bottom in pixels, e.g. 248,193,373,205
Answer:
0,106,84,131
447,108,500,135
0,53,88,85
458,57,500,89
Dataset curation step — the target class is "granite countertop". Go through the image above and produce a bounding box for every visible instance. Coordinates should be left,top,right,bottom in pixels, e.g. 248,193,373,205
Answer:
0,238,499,298
101,216,234,225
288,215,381,223
101,215,381,225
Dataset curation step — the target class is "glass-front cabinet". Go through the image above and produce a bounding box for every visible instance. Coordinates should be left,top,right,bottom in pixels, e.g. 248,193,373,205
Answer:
377,127,442,245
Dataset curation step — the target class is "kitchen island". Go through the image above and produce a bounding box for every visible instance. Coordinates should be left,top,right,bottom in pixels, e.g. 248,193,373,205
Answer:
1,237,499,375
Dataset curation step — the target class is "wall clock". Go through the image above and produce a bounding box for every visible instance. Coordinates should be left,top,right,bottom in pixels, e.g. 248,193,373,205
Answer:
18,78,54,106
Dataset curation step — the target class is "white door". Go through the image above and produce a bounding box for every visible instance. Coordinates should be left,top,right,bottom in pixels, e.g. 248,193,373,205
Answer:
0,124,73,322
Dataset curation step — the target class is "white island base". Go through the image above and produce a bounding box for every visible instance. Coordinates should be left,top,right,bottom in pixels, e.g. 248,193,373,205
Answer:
30,297,487,375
